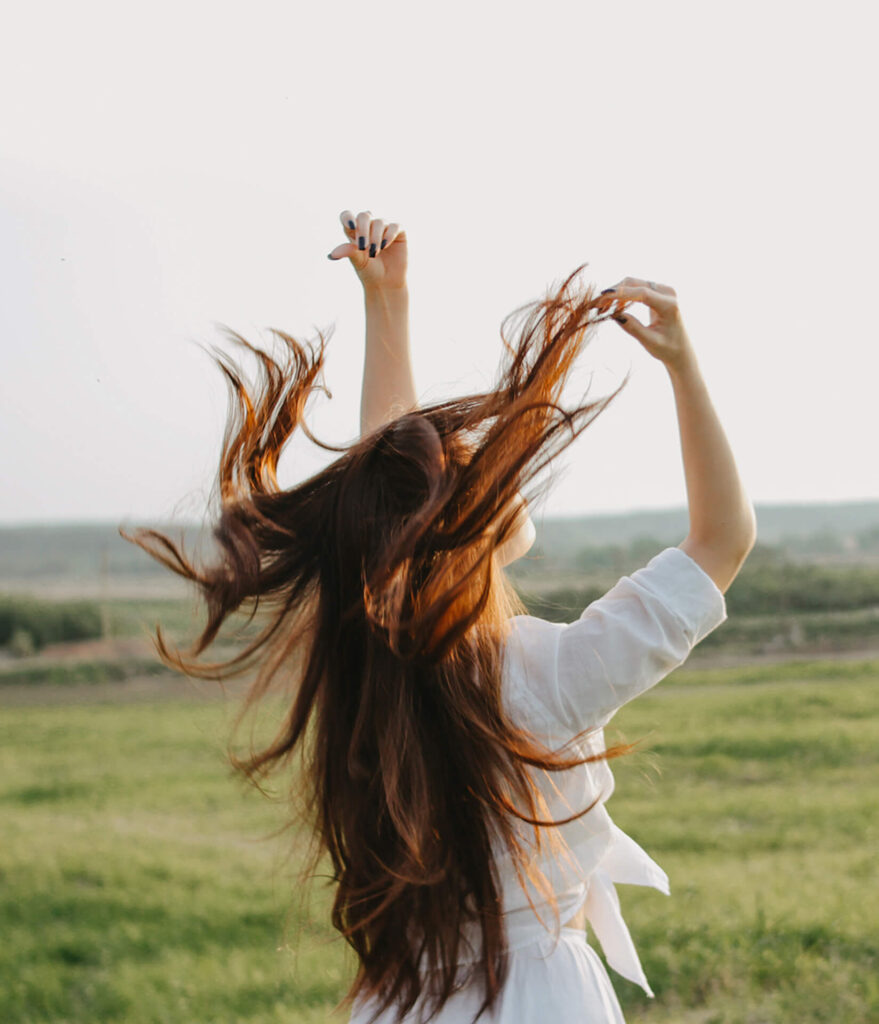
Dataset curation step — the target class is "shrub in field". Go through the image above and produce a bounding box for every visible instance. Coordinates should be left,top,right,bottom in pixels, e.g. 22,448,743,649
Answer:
8,628,36,658
0,596,103,651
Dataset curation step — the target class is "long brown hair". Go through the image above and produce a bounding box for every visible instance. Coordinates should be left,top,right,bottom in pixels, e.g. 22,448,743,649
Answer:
124,263,637,1023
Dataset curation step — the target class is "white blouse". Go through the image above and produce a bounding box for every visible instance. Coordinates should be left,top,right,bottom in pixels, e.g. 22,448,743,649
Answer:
456,544,728,998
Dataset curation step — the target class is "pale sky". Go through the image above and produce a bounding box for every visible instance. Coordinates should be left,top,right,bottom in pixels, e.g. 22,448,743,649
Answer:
1,0,876,525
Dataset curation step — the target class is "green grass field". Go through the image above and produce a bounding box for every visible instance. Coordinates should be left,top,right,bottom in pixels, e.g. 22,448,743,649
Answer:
1,658,878,1023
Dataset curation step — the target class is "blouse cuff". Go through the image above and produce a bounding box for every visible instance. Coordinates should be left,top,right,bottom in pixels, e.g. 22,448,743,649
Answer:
633,546,728,646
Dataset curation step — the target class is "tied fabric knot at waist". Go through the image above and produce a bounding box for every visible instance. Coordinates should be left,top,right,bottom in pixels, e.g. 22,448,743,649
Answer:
581,821,669,998
437,819,669,999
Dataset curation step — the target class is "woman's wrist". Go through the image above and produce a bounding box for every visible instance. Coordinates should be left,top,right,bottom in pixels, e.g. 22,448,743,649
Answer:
363,286,411,346
664,341,700,384
363,285,410,342
363,281,409,301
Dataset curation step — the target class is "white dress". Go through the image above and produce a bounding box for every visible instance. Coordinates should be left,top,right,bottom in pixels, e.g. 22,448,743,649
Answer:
349,546,728,1023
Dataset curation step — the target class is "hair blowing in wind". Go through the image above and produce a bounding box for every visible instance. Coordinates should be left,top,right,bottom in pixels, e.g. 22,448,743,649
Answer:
124,262,638,1024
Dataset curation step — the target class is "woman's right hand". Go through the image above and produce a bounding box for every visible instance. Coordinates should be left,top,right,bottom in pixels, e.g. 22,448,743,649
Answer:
327,208,408,292
597,277,696,374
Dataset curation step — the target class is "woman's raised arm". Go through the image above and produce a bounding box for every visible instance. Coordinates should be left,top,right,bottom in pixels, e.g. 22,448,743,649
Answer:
598,278,757,593
328,209,416,436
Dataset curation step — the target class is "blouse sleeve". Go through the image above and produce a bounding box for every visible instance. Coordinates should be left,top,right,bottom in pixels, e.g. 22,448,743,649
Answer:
541,545,728,734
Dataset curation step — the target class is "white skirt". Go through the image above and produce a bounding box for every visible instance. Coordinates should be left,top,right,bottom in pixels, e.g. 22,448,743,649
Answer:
349,821,669,1023
348,926,626,1024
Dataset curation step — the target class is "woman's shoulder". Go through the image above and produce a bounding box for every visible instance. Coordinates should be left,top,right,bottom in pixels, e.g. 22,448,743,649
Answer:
504,613,564,660
500,615,566,729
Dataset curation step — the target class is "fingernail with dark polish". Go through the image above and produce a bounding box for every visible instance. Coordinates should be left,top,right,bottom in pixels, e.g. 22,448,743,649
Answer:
380,239,387,250
358,236,366,250
612,314,627,324
348,220,355,230
600,288,616,295
369,242,377,257
327,253,334,260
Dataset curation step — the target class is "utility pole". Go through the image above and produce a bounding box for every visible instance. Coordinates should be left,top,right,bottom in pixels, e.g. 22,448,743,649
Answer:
100,542,111,641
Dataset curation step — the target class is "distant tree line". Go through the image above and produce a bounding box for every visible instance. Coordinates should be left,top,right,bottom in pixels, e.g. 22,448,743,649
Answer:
566,530,879,573
4,531,879,655
515,539,879,622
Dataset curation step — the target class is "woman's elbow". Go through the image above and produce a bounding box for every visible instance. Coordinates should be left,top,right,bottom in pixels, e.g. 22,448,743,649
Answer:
679,527,756,595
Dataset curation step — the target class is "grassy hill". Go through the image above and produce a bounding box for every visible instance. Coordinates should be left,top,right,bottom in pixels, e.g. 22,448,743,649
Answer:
2,657,877,1022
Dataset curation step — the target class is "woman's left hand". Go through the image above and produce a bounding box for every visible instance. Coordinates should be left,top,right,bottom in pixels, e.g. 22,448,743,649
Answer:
327,209,408,291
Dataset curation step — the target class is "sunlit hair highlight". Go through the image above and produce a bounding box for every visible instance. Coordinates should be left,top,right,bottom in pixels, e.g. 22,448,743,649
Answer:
123,263,638,1023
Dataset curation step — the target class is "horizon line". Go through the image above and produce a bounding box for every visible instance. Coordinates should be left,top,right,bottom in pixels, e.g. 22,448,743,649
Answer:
2,496,879,530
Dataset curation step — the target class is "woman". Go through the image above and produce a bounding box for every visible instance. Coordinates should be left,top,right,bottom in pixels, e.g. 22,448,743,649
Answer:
127,208,756,1023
